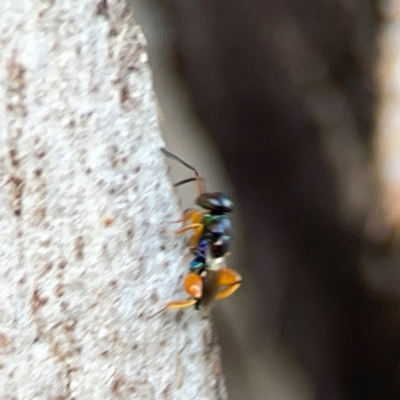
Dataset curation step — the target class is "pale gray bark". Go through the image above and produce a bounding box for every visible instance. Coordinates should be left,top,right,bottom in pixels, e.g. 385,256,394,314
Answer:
0,1,226,399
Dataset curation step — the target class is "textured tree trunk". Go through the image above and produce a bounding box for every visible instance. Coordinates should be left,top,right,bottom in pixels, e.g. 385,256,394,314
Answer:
0,1,226,398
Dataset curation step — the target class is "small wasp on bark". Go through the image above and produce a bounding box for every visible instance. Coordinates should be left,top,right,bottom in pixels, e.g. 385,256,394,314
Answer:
151,148,242,316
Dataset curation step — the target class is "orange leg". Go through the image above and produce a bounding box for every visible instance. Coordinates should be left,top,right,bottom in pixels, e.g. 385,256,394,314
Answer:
183,273,203,298
189,226,205,250
189,210,206,224
149,299,197,317
172,209,204,224
176,223,204,251
176,223,203,235
178,212,207,249
150,273,203,317
172,211,210,252
215,268,242,300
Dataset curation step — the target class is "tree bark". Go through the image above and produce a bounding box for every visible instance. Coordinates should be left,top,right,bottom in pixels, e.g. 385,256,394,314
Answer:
0,1,226,398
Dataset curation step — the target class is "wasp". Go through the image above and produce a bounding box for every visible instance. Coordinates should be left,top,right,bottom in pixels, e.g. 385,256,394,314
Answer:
150,149,242,316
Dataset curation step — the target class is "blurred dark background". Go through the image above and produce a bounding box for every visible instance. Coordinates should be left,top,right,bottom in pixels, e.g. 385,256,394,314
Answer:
130,1,400,399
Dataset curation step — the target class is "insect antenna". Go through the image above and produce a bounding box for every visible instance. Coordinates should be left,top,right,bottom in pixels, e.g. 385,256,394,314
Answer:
161,148,204,193
174,177,206,188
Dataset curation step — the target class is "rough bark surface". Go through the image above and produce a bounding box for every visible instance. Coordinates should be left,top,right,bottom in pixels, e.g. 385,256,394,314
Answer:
0,1,226,399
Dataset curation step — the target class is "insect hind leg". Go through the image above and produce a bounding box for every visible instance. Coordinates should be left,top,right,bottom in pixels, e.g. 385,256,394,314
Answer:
215,268,242,300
